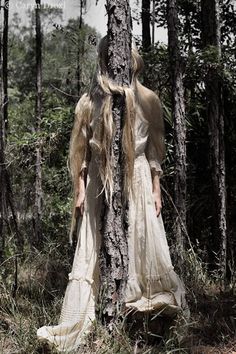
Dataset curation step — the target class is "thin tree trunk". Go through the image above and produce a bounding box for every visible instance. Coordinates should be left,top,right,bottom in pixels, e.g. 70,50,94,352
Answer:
141,0,152,87
76,0,84,96
142,0,151,51
34,0,43,246
0,0,6,262
201,0,227,280
2,0,8,133
0,0,22,260
151,0,155,45
99,0,132,319
167,0,186,267
79,0,83,29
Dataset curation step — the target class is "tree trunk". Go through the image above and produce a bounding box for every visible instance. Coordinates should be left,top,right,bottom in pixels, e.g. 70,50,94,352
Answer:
2,0,8,133
142,0,151,51
76,0,84,96
34,0,43,246
99,0,132,319
201,0,227,280
167,0,186,267
141,0,152,87
0,0,6,262
0,0,22,261
151,0,155,45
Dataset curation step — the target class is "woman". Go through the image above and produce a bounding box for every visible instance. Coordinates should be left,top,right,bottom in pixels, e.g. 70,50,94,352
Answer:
37,36,189,352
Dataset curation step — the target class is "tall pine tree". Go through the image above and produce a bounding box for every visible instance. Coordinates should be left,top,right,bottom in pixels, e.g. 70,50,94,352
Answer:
0,0,22,260
201,0,227,280
167,0,187,267
34,0,43,246
99,0,132,319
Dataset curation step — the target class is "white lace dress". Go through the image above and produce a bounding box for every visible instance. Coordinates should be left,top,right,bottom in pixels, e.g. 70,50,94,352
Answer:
37,102,188,352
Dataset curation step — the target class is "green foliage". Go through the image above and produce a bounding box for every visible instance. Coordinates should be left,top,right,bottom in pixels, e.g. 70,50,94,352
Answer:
1,2,236,353
1,248,235,353
5,10,98,257
43,18,98,97
141,43,170,96
139,0,236,273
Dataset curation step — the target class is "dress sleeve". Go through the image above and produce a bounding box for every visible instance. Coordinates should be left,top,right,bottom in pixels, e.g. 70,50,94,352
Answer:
145,135,163,177
143,88,165,178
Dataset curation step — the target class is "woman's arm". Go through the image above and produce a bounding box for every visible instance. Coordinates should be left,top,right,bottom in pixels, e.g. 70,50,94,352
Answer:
151,170,162,217
145,136,163,217
75,168,87,216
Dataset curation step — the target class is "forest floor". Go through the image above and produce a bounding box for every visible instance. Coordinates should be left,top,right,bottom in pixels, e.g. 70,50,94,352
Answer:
0,250,236,354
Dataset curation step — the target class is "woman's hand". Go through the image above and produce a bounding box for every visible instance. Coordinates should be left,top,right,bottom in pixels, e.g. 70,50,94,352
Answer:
153,190,162,217
152,170,162,217
75,174,86,216
76,188,85,216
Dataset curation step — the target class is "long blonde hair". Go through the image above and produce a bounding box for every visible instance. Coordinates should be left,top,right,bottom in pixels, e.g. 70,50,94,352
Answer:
68,36,165,241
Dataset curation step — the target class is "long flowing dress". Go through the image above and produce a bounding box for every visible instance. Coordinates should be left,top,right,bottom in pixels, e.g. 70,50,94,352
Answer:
37,95,189,352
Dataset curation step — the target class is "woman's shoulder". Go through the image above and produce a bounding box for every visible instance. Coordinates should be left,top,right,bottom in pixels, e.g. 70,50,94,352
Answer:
137,80,160,99
136,81,162,119
74,93,95,116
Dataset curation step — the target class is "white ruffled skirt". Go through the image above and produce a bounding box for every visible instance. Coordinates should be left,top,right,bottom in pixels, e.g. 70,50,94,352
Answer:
37,154,188,352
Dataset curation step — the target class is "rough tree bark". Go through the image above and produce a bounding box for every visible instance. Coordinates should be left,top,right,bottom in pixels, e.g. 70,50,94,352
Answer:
99,0,132,319
201,0,227,280
167,0,186,267
0,0,22,261
34,0,43,246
